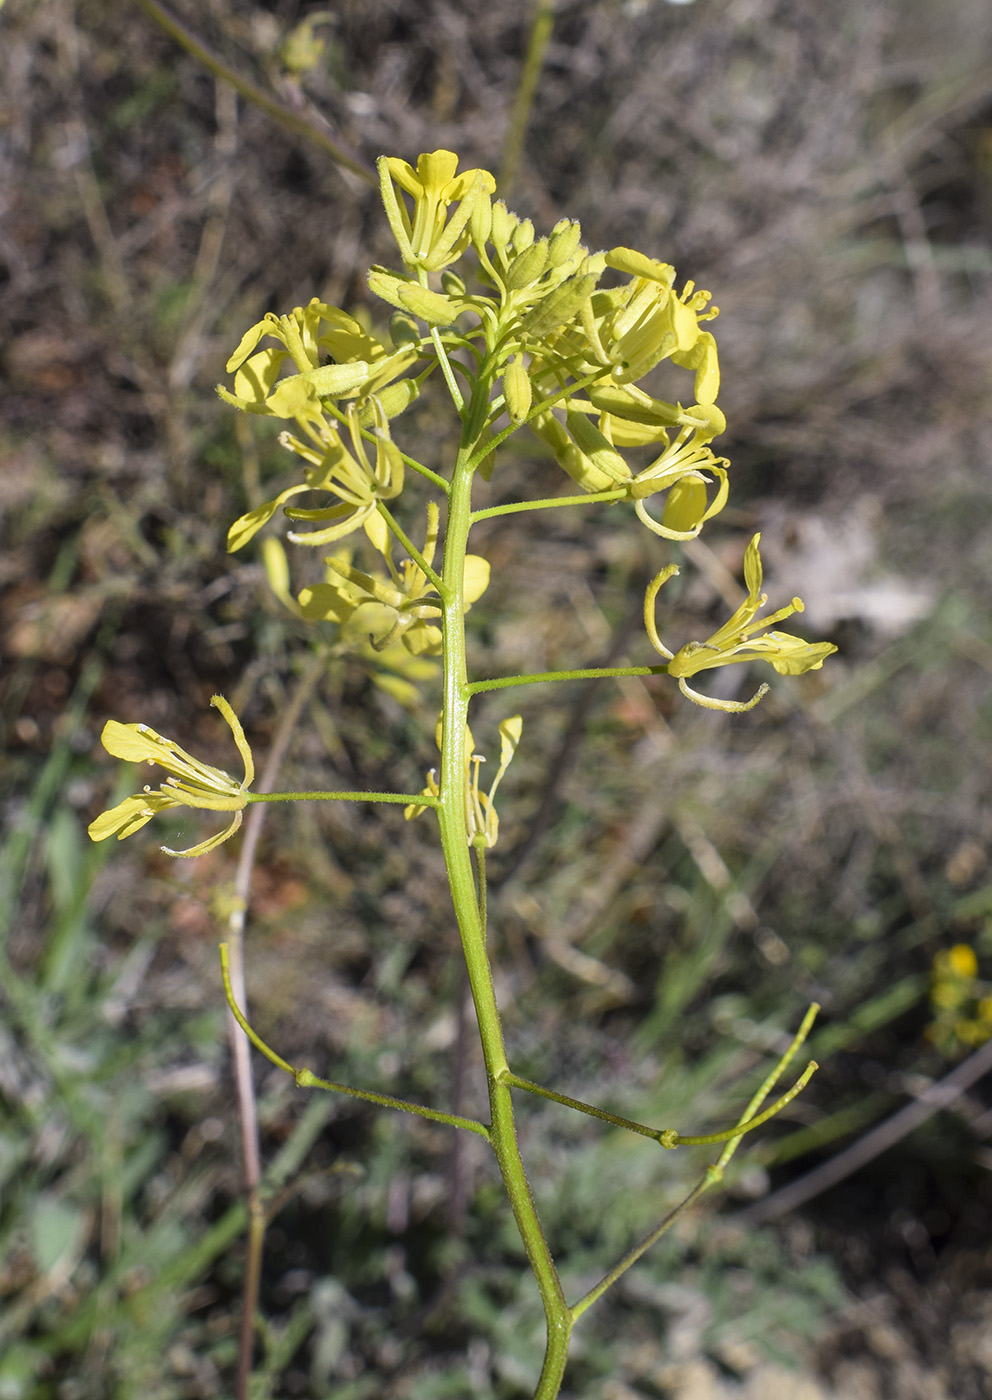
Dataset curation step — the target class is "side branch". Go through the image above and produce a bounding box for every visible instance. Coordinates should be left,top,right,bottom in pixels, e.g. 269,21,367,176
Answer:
467,665,667,695
470,489,627,524
247,790,439,807
505,1063,819,1150
568,1004,821,1321
220,945,491,1141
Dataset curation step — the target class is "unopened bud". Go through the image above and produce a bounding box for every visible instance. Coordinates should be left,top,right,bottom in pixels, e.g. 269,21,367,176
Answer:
505,239,549,290
565,412,631,485
511,218,535,252
389,312,421,347
470,192,493,246
503,358,533,423
368,267,458,326
521,270,600,339
490,201,514,253
548,220,582,268
358,378,419,426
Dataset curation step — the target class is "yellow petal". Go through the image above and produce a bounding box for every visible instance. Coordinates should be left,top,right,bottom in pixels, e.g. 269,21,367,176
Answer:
463,555,491,605
210,695,254,791
226,483,311,553
99,720,164,764
162,810,244,859
87,791,178,842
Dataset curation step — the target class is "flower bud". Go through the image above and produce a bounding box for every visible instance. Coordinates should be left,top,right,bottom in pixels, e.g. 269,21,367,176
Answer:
530,411,621,494
490,201,514,253
586,382,681,426
548,219,583,267
511,218,535,252
470,191,493,246
505,239,549,290
565,412,631,484
357,378,419,426
389,311,421,347
503,358,533,423
368,268,458,326
441,269,467,297
521,269,601,339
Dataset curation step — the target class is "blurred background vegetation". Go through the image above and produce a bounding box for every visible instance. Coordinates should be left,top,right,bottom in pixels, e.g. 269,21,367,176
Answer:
2,0,991,1396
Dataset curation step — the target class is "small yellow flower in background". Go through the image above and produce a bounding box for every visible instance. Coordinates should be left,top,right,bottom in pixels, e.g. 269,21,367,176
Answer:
927,943,992,1054
646,534,837,713
88,696,254,858
405,715,523,848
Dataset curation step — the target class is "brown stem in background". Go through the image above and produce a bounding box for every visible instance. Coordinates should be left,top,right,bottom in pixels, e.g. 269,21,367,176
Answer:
131,0,376,185
224,654,327,1400
732,1034,992,1227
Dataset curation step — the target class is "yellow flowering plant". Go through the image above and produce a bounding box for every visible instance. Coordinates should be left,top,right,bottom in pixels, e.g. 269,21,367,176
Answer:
88,150,835,1398
927,944,992,1054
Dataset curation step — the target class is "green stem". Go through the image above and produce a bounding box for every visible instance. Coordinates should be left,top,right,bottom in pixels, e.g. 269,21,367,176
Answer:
246,790,436,806
570,1175,712,1323
470,489,627,523
376,502,446,595
438,440,572,1397
467,665,667,695
220,945,489,1140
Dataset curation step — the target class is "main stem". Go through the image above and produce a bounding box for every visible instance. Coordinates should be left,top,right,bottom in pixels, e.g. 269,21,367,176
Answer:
437,432,572,1397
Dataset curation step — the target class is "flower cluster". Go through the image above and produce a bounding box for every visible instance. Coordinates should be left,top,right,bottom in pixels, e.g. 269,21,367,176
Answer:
88,149,836,856
216,150,732,563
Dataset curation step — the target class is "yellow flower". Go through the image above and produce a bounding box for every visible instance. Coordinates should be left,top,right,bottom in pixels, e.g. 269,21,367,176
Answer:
405,715,523,848
628,406,729,540
218,298,419,429
299,504,490,657
378,150,496,271
226,398,405,553
596,249,720,396
944,944,979,979
88,696,254,858
927,944,991,1054
646,534,836,712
